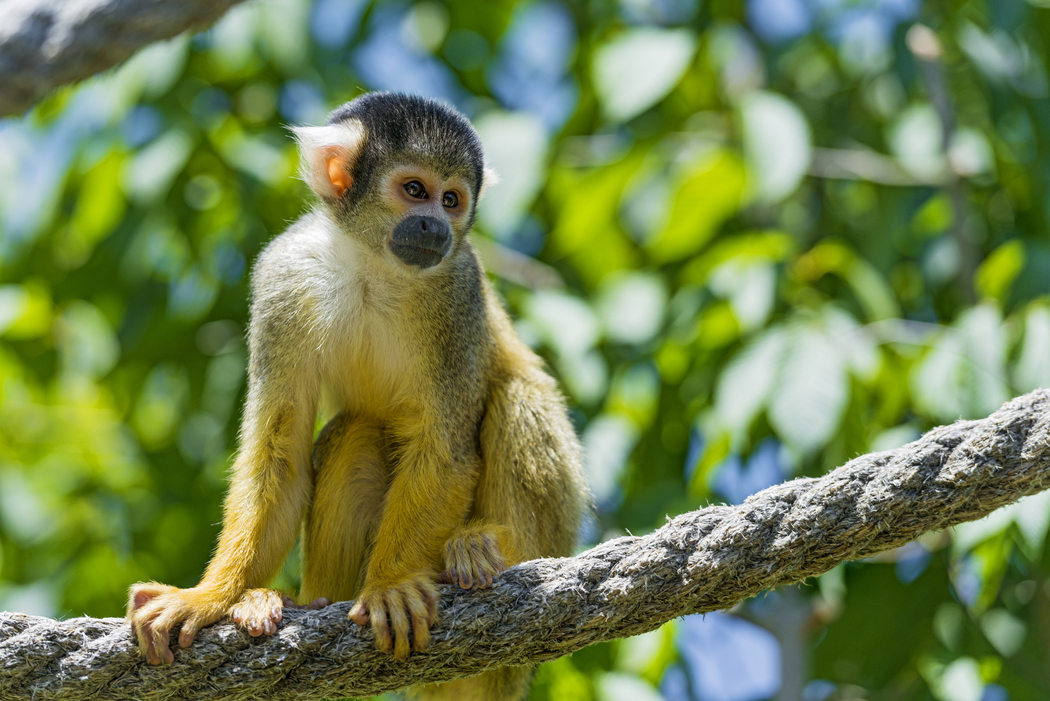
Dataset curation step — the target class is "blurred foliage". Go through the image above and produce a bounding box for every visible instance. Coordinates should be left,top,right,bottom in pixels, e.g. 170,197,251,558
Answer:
2,0,1050,699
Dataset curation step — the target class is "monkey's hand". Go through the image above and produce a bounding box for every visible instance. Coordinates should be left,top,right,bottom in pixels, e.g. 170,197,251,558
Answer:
127,582,233,665
439,526,507,590
348,574,439,661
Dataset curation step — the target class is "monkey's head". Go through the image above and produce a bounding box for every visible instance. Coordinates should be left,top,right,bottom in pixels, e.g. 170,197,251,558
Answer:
292,92,493,273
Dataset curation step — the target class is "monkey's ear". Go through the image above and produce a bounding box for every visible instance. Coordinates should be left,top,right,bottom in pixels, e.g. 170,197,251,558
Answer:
478,165,500,201
291,121,366,200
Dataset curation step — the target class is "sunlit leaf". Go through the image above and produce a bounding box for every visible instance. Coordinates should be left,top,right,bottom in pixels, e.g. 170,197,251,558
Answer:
740,90,812,203
679,229,795,286
0,283,52,338
768,320,849,454
597,272,667,345
888,105,947,182
112,34,190,102
475,110,549,238
912,330,966,421
550,153,638,257
1014,302,1050,391
525,290,600,358
592,28,697,122
605,363,661,427
821,305,881,382
708,260,775,332
596,671,664,701
793,241,900,321
918,656,983,701
947,128,995,177
956,304,1009,417
59,151,128,268
980,609,1026,658
715,325,787,437
121,128,195,202
645,150,746,263
974,239,1025,302
583,413,639,510
54,301,120,382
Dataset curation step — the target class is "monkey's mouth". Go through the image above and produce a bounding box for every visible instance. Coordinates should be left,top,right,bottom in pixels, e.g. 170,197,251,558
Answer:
389,242,446,269
389,216,453,269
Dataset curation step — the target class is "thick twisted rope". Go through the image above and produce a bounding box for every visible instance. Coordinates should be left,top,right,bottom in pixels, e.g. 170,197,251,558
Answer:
2,389,1049,700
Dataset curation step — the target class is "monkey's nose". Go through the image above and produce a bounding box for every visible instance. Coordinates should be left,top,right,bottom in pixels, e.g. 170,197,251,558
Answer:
389,215,452,269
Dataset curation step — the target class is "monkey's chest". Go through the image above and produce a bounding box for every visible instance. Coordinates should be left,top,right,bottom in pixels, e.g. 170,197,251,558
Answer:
319,300,425,420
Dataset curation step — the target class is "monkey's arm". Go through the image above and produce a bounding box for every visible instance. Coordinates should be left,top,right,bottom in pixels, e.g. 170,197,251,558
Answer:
128,276,320,665
473,363,587,565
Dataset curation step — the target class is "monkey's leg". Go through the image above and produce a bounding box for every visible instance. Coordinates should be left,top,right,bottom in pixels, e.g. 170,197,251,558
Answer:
417,372,584,700
348,421,482,661
475,371,585,570
301,413,389,604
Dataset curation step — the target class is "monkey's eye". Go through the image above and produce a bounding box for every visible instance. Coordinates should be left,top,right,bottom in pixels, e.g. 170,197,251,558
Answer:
442,192,459,208
404,181,426,199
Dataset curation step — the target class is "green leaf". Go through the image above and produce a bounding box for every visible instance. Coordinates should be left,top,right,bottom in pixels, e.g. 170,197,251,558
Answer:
679,229,795,286
582,414,639,506
1014,302,1050,391
957,304,1009,417
888,104,947,182
974,239,1025,302
595,672,664,701
592,28,697,122
60,151,127,268
0,282,52,338
645,150,746,264
475,111,549,238
918,656,984,701
740,91,812,204
549,162,632,256
121,129,195,203
715,326,787,437
768,320,849,454
911,330,966,421
596,272,668,345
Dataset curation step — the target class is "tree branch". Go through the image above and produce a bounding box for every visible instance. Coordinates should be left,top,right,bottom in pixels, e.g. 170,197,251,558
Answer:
0,0,247,117
3,388,1050,700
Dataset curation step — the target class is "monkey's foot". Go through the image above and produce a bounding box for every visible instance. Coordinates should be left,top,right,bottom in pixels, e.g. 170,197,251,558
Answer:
127,582,229,665
282,595,332,611
439,526,507,590
348,574,439,661
229,588,288,637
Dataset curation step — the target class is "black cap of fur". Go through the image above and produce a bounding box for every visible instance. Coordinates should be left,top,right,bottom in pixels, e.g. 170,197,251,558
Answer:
326,93,485,213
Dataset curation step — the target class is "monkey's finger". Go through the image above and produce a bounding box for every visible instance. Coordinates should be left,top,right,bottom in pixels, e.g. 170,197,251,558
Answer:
178,617,204,649
407,593,432,653
349,599,370,626
369,599,392,654
388,593,412,662
422,585,439,626
307,597,330,610
148,620,175,665
134,620,158,665
438,569,454,584
458,567,474,590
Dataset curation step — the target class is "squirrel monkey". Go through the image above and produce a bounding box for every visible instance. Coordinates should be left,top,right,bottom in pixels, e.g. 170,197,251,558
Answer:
127,92,586,700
